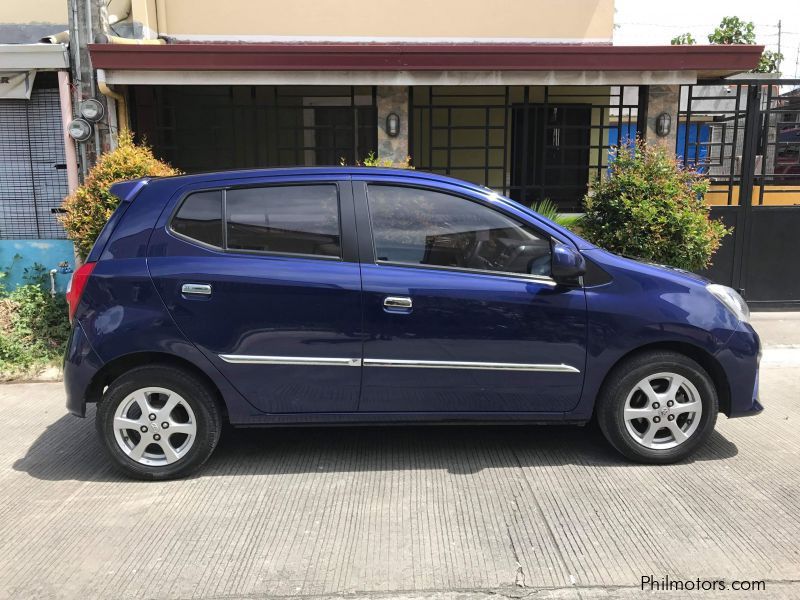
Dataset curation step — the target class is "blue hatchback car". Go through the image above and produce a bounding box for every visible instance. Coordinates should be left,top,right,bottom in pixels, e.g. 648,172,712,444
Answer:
64,167,761,479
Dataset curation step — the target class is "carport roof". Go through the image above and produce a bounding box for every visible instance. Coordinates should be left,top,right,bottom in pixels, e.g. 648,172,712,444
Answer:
89,42,763,78
0,43,69,70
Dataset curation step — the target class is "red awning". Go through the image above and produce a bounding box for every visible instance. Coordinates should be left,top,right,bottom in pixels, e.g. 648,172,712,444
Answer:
89,43,763,77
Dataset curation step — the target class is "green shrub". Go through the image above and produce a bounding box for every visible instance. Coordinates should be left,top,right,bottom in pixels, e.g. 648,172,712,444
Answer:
60,130,179,261
341,151,413,169
0,277,70,380
581,139,730,272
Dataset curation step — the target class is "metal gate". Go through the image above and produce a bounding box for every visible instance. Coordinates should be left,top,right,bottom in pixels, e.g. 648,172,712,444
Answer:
678,79,800,308
0,86,69,239
409,85,642,212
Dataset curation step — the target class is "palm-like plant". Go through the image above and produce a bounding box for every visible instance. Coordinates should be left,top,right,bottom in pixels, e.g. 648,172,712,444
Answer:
530,198,583,231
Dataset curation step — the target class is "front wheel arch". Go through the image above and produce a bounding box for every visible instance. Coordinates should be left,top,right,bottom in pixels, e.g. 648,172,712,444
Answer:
596,341,731,417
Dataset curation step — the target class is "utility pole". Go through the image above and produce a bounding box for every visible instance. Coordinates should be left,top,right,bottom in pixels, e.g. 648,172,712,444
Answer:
795,43,800,79
776,19,782,75
67,0,113,179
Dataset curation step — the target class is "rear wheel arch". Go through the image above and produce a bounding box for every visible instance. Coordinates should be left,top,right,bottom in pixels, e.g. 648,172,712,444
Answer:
597,341,731,417
86,351,228,421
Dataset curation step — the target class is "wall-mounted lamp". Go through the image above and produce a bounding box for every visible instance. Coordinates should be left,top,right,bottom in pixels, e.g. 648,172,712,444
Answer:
79,98,105,122
386,112,400,137
67,118,92,142
656,112,672,137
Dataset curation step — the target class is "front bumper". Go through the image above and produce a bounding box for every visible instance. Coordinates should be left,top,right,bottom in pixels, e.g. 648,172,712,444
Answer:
63,321,104,418
715,321,762,418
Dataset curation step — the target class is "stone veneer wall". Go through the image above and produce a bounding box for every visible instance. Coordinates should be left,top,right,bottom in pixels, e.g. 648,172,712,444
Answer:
646,85,680,152
376,86,410,166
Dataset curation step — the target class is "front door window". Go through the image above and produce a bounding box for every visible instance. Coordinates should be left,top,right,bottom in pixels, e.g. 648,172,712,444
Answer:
367,185,552,278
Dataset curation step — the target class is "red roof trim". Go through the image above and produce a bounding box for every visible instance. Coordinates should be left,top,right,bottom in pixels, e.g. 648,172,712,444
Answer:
89,43,763,73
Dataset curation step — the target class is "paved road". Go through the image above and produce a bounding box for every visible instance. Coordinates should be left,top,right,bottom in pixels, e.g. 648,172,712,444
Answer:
1,364,798,599
751,312,800,349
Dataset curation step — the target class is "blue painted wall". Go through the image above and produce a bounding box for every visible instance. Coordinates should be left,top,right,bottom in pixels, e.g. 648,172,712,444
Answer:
676,123,711,173
0,240,75,293
608,123,711,173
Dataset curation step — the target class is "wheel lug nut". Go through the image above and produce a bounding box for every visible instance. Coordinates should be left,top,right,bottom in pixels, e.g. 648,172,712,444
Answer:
653,416,661,423
149,413,157,421
153,434,161,441
668,415,675,421
652,402,660,409
667,401,674,407
161,422,169,429
140,426,148,433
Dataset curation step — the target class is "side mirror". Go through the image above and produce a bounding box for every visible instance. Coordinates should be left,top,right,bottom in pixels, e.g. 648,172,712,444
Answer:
551,242,586,285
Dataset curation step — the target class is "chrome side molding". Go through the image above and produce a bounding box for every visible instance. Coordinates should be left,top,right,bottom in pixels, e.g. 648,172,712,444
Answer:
218,354,580,373
363,359,580,372
218,355,361,367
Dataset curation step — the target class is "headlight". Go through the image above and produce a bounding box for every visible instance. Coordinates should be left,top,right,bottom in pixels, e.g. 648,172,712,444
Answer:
706,284,750,323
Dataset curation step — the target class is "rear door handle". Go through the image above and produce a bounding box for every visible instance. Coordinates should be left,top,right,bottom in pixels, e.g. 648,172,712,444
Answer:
182,283,212,296
384,296,412,312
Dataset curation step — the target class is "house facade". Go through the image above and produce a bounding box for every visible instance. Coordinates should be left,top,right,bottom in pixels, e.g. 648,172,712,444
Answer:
5,0,800,305
87,0,762,214
0,0,75,290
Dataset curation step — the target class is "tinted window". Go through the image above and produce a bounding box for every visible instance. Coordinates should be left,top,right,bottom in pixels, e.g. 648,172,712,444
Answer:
171,190,223,247
367,185,551,277
226,185,340,257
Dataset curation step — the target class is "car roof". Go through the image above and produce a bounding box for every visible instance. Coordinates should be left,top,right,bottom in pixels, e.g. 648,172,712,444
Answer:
145,166,490,195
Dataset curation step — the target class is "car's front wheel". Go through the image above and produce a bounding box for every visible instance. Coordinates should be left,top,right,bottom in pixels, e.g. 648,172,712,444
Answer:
96,365,222,479
596,350,718,463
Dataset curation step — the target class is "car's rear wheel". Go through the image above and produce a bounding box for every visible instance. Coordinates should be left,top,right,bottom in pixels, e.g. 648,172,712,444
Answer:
96,365,222,480
596,350,718,464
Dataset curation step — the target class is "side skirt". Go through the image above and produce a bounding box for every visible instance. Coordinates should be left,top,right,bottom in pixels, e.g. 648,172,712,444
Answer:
227,411,585,427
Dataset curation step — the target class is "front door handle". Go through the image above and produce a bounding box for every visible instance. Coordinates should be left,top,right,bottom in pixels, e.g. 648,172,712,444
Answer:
384,296,412,312
182,283,212,296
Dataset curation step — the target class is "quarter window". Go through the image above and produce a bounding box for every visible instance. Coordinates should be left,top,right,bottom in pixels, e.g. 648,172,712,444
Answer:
171,190,223,248
225,185,341,257
367,185,551,277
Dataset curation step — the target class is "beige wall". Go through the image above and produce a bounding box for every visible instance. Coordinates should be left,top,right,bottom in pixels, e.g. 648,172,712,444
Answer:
0,0,67,24
130,0,614,42
0,0,67,43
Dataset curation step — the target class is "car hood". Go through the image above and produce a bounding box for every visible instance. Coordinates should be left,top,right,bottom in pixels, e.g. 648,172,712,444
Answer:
582,247,711,287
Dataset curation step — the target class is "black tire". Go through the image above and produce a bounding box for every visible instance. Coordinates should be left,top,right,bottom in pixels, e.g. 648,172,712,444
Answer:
96,365,222,480
596,350,718,464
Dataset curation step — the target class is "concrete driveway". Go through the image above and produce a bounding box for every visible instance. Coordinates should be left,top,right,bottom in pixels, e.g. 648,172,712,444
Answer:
1,359,799,599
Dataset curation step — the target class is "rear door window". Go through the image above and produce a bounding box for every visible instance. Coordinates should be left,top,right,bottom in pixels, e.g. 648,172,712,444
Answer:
225,185,341,258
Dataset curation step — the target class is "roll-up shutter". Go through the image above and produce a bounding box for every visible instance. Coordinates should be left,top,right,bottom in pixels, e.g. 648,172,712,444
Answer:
0,88,68,239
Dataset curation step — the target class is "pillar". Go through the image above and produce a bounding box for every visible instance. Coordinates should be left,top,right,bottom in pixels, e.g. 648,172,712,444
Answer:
645,84,680,153
376,86,409,166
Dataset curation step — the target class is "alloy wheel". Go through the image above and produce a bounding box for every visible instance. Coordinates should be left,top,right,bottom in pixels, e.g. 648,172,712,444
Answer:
623,372,703,450
112,387,197,466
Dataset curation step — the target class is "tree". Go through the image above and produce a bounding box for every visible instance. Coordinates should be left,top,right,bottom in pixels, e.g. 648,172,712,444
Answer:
670,33,696,46
755,49,783,74
707,16,782,73
707,16,756,45
60,131,180,260
671,17,782,74
581,139,729,272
